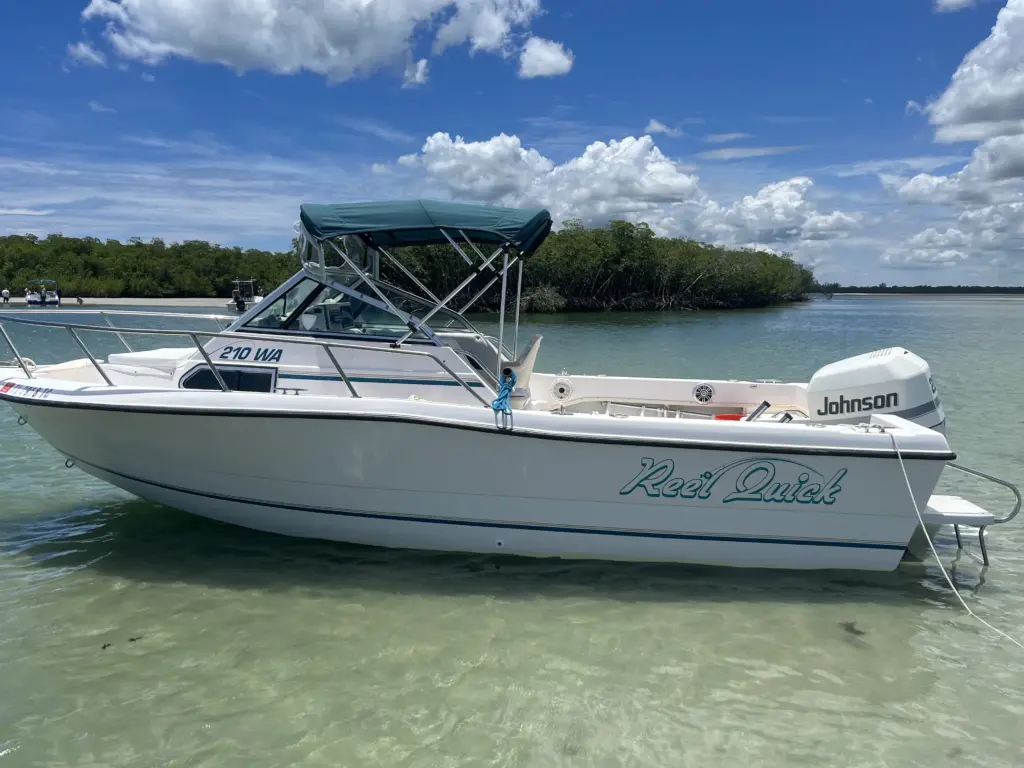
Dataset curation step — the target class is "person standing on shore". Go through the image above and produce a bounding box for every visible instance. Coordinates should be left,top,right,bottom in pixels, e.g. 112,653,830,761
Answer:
1,288,9,304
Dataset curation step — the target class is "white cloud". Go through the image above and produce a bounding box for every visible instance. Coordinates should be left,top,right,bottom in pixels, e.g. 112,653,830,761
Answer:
906,227,971,249
0,133,401,244
696,146,807,161
0,208,55,216
880,226,973,270
925,0,1024,143
895,135,1024,204
80,0,570,84
399,132,555,203
935,0,977,10
398,132,859,253
403,58,429,88
518,37,574,78
703,133,751,143
697,178,860,246
88,100,116,113
881,247,968,269
645,119,682,138
868,0,1024,280
140,72,156,82
824,155,965,178
335,116,416,144
68,41,107,67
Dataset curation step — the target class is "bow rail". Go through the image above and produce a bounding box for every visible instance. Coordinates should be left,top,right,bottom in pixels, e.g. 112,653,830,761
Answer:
0,310,493,407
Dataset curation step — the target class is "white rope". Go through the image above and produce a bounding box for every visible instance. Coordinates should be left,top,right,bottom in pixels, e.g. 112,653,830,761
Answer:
887,430,1024,651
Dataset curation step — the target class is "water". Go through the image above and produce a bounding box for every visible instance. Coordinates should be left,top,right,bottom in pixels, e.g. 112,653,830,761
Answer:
2,296,1024,767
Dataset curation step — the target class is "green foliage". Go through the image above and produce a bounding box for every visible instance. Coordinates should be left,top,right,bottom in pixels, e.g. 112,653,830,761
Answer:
0,221,818,310
389,219,816,311
0,234,295,299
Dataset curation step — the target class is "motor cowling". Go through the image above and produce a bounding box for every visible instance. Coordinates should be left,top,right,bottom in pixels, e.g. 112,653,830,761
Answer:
806,347,945,433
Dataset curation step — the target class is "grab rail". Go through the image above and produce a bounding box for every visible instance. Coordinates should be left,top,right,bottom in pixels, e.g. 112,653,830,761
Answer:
948,461,1022,525
0,313,494,408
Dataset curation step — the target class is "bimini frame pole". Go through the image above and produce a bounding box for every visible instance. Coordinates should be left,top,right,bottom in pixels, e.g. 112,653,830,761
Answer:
377,245,441,303
394,244,506,346
324,239,411,329
455,255,521,314
512,259,524,358
496,247,510,381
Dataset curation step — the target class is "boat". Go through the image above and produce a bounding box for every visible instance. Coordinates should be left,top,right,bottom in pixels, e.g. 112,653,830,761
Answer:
0,200,1019,571
227,278,263,312
25,279,60,307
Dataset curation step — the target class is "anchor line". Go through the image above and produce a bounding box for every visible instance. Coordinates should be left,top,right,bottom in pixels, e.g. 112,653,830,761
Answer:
887,430,1024,652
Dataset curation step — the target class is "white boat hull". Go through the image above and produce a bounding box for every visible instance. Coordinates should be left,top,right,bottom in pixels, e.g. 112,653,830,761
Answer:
3,386,950,570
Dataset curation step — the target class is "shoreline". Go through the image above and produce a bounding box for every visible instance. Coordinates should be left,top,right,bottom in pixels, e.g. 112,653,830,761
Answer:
3,293,1020,311
1,297,228,308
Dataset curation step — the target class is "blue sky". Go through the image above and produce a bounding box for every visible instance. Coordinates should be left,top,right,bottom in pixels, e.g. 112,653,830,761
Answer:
3,0,1024,284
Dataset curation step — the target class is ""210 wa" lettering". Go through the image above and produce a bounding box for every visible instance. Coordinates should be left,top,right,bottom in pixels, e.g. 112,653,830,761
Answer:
217,345,283,363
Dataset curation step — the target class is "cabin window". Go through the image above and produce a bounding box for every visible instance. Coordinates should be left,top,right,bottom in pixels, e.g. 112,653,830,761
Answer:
181,365,276,392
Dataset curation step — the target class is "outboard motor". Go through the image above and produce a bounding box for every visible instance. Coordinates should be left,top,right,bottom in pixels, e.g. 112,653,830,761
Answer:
806,347,945,433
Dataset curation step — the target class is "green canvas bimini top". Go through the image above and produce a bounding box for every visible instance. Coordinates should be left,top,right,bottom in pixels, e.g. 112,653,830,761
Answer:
299,199,553,255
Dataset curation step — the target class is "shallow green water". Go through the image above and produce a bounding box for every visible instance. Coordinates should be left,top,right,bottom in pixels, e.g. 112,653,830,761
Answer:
2,296,1023,767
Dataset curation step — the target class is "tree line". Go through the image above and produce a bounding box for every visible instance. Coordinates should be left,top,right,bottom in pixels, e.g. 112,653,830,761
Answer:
814,282,1023,295
0,221,817,311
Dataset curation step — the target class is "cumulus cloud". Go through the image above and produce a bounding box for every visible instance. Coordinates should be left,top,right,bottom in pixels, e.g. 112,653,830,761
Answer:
67,41,107,67
88,100,116,113
644,119,682,138
895,135,1024,204
881,248,968,269
925,0,1024,142
696,178,860,245
396,132,859,251
518,37,574,78
400,132,555,203
935,0,977,10
881,226,972,270
878,0,1024,277
79,0,569,84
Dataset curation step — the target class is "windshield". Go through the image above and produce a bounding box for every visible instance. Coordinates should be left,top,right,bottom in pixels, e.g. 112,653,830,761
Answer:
243,277,473,341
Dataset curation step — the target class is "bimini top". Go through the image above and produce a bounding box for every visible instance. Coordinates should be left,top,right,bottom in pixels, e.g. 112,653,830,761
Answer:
299,199,553,255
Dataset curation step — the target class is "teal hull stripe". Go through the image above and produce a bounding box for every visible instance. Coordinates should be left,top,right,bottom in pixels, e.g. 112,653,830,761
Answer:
70,454,906,553
280,373,486,388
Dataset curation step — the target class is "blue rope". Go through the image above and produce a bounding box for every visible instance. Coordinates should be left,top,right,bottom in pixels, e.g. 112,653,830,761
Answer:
491,368,517,415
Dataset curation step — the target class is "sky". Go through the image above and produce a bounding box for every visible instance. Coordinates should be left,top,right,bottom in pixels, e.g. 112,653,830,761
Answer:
2,0,1024,285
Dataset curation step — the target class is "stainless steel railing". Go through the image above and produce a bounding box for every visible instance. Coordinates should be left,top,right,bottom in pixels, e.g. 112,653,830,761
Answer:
948,461,1022,525
0,311,494,407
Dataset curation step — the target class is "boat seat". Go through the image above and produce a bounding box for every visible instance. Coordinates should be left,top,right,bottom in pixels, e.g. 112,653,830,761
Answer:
921,495,995,527
107,347,198,372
